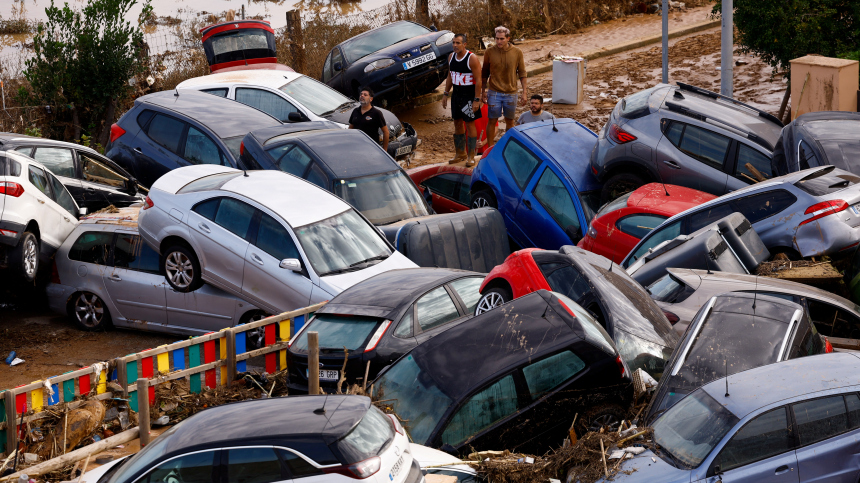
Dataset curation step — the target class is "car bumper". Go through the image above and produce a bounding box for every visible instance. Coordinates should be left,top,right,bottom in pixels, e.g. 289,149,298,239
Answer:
388,122,419,158
590,135,617,182
0,220,25,247
795,218,860,258
372,58,448,100
46,283,76,315
403,459,424,483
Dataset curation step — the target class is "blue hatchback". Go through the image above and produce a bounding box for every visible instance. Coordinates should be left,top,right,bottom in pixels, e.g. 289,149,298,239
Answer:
608,352,860,483
469,119,601,250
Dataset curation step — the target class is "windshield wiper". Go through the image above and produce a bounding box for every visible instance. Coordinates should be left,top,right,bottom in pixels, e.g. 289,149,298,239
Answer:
653,442,686,469
319,266,363,276
348,254,389,268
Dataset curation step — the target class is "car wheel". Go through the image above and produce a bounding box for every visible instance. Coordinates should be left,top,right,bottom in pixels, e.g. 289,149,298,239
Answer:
162,245,202,293
471,189,498,209
601,173,645,205
475,286,511,315
11,232,39,283
240,310,270,350
70,292,112,331
578,403,625,436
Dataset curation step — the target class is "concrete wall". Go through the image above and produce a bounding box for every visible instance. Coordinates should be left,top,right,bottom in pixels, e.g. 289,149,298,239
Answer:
790,55,859,117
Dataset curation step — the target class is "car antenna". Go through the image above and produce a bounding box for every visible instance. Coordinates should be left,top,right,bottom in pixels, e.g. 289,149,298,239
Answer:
243,169,249,177
724,358,730,397
314,394,329,414
752,275,758,311
174,88,179,97
653,162,671,197
551,106,558,132
704,253,713,274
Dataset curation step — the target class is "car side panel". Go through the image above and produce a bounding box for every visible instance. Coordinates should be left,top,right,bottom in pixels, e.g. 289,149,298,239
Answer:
794,427,860,482
164,284,244,332
186,209,249,294
514,163,583,250
102,265,169,325
241,243,314,314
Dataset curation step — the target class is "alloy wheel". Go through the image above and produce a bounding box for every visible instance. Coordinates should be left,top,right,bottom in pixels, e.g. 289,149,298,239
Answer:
588,413,621,433
475,292,505,314
23,238,37,276
74,293,106,328
472,196,490,209
165,251,194,289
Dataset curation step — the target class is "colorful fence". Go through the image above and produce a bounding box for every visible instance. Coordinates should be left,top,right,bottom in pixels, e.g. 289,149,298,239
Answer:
0,301,324,458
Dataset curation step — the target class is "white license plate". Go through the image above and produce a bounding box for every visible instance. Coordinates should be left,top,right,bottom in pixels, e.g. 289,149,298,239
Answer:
395,144,412,156
306,369,339,381
403,51,436,70
851,204,860,216
389,454,404,481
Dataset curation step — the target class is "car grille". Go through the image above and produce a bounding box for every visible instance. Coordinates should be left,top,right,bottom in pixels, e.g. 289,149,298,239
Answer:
398,51,412,59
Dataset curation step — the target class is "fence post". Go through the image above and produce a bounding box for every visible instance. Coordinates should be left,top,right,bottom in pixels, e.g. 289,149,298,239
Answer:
286,10,306,74
542,0,552,32
116,358,128,397
416,0,429,25
308,331,320,395
225,330,237,386
137,379,150,447
4,390,16,458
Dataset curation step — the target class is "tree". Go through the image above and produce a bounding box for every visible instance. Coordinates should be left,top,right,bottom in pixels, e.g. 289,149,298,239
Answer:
25,0,152,146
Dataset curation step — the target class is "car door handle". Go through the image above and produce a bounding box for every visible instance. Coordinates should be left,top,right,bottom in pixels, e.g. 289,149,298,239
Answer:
108,274,122,282
37,199,45,204
774,465,790,475
523,199,532,210
251,254,264,265
86,187,96,192
198,222,211,233
663,160,681,169
133,147,143,154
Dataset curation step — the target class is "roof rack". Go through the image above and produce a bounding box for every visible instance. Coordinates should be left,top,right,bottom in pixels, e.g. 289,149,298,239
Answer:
666,101,774,151
676,83,784,127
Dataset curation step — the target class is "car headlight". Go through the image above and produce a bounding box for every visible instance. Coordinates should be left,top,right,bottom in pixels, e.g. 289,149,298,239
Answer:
364,58,396,73
436,32,454,46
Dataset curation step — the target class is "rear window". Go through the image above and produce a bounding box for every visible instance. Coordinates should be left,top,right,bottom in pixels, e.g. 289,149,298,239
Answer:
553,293,615,355
335,405,394,463
177,172,243,194
647,273,695,304
593,264,677,342
291,314,383,352
620,87,659,119
795,168,860,196
596,191,632,217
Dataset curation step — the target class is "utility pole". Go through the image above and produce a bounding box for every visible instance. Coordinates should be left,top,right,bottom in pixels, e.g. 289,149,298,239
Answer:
661,0,668,83
720,0,733,97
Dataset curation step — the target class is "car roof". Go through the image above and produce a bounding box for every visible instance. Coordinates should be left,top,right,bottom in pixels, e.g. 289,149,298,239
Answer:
701,352,860,418
177,70,305,90
317,268,481,319
340,20,427,45
627,183,716,214
136,90,282,139
0,132,104,156
795,111,860,139
79,206,141,227
517,119,601,193
300,130,399,178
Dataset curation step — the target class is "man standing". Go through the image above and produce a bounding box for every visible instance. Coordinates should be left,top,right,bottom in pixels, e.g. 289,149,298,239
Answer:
517,95,555,125
442,33,482,165
481,26,527,148
349,87,390,153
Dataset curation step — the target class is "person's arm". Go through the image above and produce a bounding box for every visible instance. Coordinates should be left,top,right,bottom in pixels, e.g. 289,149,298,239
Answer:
470,53,482,110
518,51,528,105
442,53,453,109
481,50,491,102
382,125,390,152
348,110,356,129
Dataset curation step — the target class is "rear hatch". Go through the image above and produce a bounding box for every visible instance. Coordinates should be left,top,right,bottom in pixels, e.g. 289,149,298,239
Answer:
794,167,860,228
201,20,278,72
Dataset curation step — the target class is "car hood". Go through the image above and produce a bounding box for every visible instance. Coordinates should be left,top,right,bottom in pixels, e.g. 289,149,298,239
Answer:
319,250,417,294
81,456,128,483
322,104,402,132
603,450,691,483
352,31,443,64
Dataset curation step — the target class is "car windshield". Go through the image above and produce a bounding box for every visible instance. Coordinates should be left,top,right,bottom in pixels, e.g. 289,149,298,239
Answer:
334,170,430,225
373,353,453,444
291,314,384,351
341,22,431,63
280,76,355,117
652,389,739,468
106,425,180,483
335,405,394,463
647,273,692,304
294,209,392,276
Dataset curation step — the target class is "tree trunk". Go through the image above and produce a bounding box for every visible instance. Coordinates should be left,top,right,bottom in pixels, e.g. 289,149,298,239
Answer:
286,10,306,75
416,0,429,25
71,107,81,143
99,97,116,149
543,0,553,32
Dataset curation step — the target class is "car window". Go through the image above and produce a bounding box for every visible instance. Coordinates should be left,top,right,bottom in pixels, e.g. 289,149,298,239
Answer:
730,190,796,225
7,158,21,177
415,286,461,332
14,146,32,156
80,152,127,188
688,203,734,232
625,220,682,267
846,394,860,429
184,127,224,166
47,171,78,216
235,88,299,122
32,147,76,178
533,168,580,236
458,175,471,205
441,374,518,446
393,309,413,338
422,173,460,199
793,395,848,446
331,47,343,72
147,114,186,154
265,144,313,177
322,50,333,82
799,140,819,169
502,138,541,191
114,234,160,273
201,88,228,98
806,299,860,340
596,191,632,217
735,144,772,184
193,198,221,221
449,277,483,315
277,449,320,477
226,447,284,483
715,407,793,472
141,450,217,483
666,122,731,170
616,214,668,239
197,197,255,241
522,350,585,399
255,214,300,261
306,163,328,189
28,165,53,197
540,263,591,303
69,232,112,265
137,109,156,129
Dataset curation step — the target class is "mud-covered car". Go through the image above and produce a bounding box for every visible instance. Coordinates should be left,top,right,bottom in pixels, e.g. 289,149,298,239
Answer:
772,111,860,176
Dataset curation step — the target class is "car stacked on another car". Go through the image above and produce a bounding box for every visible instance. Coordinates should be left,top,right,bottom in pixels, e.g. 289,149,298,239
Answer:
772,111,860,176
408,164,473,213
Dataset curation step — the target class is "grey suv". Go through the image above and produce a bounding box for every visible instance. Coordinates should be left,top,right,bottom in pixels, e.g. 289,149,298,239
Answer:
590,83,784,203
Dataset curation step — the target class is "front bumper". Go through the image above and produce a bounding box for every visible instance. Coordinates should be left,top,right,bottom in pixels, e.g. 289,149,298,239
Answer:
388,122,419,159
372,58,448,100
46,283,76,315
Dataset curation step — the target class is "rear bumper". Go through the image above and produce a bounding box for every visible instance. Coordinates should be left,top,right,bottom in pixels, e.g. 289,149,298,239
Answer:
0,220,25,247
46,283,76,315
388,122,419,159
404,458,424,483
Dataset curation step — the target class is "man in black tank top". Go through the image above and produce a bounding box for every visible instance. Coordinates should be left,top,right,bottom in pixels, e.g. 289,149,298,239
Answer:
442,33,483,166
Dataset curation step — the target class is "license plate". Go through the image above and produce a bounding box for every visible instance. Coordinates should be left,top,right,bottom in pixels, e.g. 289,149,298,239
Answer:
389,454,404,481
852,204,860,216
395,144,412,156
403,51,436,70
306,369,339,381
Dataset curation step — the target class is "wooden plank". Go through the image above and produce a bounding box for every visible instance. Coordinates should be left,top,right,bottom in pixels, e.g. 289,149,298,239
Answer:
225,331,236,386
127,358,139,412
828,336,860,351
126,362,224,392
31,384,44,412
235,332,247,373
8,365,99,395
137,379,150,447
235,342,290,362
4,391,15,459
62,379,75,403
79,373,91,396
189,344,202,394
204,340,216,389
119,332,225,362
232,302,326,333
265,323,276,373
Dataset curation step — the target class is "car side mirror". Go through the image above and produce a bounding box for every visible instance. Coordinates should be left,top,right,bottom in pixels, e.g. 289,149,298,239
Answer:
430,25,438,32
287,112,307,123
79,207,88,217
333,62,342,72
566,226,582,245
279,258,302,272
440,443,457,455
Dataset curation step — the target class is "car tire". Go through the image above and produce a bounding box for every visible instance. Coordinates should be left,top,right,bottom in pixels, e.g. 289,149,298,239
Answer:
578,403,625,436
11,231,39,283
475,286,511,315
471,189,498,209
601,173,645,205
162,245,203,293
69,292,112,331
240,310,270,350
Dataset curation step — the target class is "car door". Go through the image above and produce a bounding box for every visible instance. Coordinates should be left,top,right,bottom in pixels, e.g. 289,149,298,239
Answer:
327,47,347,94
234,87,300,123
242,211,314,313
792,394,860,482
187,197,254,294
139,449,220,483
420,173,463,213
655,120,732,196
438,372,523,450
707,407,798,483
27,165,72,250
104,230,168,324
77,150,139,209
496,138,542,242
516,165,585,249
731,143,775,187
412,285,468,345
224,447,293,483
30,146,85,204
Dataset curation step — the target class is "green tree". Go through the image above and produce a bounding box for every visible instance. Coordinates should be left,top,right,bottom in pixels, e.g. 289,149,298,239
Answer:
25,0,152,145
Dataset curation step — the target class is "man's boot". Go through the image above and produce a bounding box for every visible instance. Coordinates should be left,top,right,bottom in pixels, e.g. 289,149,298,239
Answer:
465,136,478,167
448,134,467,164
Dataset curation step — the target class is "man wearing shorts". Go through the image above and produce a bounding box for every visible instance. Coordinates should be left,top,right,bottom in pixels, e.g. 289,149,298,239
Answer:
442,33,482,165
481,25,527,148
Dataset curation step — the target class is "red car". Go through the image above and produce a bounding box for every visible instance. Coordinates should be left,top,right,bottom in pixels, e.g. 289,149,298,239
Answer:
577,183,716,263
407,164,473,213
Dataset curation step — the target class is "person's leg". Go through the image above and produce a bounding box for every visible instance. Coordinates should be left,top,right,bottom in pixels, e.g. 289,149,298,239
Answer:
449,119,467,164
486,90,502,148
501,93,517,134
465,120,478,166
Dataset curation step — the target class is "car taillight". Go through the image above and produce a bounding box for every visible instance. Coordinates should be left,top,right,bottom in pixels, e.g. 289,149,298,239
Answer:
0,229,17,237
143,195,154,210
607,123,637,144
556,299,577,318
387,413,404,435
587,224,597,239
825,337,834,353
615,355,626,377
799,200,848,226
240,142,245,155
662,310,680,325
109,124,126,144
325,456,381,479
51,260,61,284
0,182,24,197
364,320,392,353
481,144,493,159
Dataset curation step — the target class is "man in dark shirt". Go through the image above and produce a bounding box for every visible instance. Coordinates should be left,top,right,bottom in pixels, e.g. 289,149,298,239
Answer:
349,87,390,152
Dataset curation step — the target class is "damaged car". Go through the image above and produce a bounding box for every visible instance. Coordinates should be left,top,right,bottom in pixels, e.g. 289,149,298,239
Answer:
772,111,860,176
373,289,634,455
476,245,678,378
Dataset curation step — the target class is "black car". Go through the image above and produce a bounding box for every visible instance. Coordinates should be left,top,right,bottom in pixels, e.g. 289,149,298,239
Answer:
95,395,423,483
0,134,143,212
105,90,282,188
287,268,484,393
241,123,432,226
772,111,860,176
323,21,455,103
372,289,634,455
